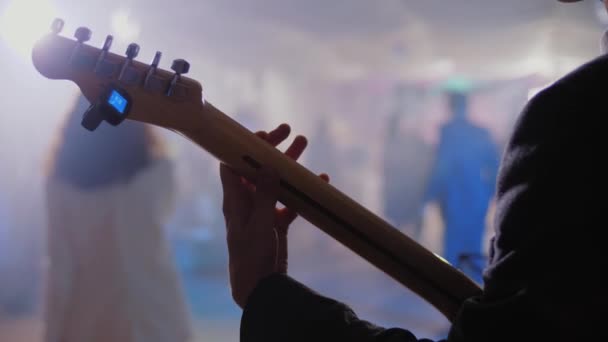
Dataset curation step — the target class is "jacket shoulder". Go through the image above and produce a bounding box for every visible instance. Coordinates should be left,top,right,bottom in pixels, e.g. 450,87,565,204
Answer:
549,53,608,97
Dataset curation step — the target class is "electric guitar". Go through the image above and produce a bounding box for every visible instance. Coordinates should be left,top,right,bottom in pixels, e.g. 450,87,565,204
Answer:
32,18,482,321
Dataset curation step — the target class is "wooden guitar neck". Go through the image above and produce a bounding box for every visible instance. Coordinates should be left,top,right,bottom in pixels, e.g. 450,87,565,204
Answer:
173,100,482,322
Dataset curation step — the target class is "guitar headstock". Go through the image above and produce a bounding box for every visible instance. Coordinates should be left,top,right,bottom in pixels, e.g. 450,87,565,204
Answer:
32,18,203,131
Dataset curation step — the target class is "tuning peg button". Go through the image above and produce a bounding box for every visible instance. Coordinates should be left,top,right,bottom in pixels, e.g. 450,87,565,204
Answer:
126,43,140,59
166,59,189,96
74,27,92,43
70,27,92,65
171,59,190,75
118,43,140,81
51,18,64,34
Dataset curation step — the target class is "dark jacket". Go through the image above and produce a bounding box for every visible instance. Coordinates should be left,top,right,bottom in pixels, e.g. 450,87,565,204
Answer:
240,53,608,341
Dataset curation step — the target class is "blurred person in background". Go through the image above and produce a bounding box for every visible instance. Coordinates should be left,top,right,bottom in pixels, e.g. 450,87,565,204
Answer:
422,91,499,284
43,95,192,342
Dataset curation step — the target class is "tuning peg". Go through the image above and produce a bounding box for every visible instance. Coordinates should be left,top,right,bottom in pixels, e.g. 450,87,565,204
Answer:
126,43,140,59
171,59,190,75
50,18,64,34
166,59,190,96
118,43,140,81
74,27,92,43
70,26,92,65
102,35,113,51
152,51,162,68
95,35,113,74
144,51,162,89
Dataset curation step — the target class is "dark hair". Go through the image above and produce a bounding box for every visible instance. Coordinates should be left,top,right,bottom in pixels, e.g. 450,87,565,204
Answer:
47,95,167,189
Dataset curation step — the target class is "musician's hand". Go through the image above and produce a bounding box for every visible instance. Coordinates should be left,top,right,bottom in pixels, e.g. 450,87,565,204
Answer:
220,124,329,309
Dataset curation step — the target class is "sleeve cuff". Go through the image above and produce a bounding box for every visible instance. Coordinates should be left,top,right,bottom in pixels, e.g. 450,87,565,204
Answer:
240,273,392,342
241,273,306,341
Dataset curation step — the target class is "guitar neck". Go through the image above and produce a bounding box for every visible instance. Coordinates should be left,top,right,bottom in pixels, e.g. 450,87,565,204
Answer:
171,100,482,322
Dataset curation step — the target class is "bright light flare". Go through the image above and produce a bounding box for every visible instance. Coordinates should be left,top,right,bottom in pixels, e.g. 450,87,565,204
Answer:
0,0,58,59
110,9,140,43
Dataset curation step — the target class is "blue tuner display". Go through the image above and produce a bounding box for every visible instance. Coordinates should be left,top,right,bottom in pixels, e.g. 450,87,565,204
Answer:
107,89,128,114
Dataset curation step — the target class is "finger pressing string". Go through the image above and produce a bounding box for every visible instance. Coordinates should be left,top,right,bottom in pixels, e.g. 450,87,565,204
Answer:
265,124,291,146
284,135,308,160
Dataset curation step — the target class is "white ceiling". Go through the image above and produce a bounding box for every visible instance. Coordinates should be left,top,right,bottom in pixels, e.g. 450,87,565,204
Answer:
25,0,608,80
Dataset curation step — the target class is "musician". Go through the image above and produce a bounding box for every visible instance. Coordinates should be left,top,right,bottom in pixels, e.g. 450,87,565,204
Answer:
219,0,607,340
44,95,192,342
423,91,499,284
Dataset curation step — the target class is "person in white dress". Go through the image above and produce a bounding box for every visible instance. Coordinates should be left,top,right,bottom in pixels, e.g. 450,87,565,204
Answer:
43,95,193,342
